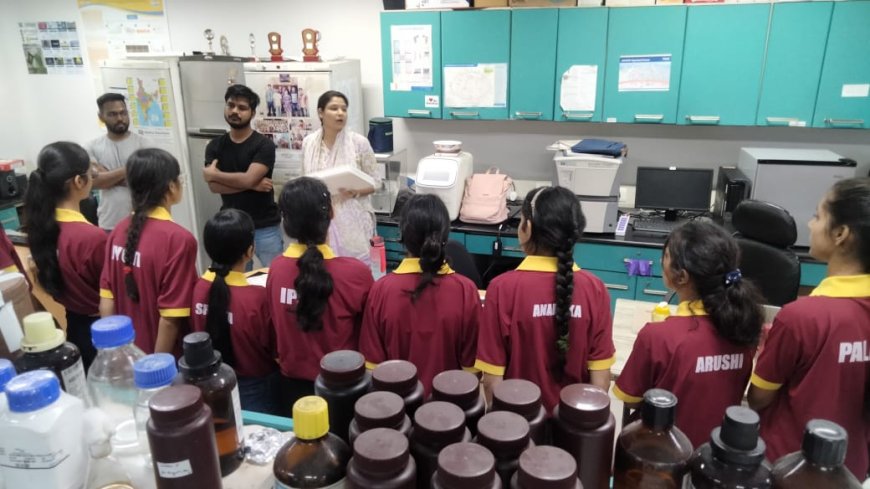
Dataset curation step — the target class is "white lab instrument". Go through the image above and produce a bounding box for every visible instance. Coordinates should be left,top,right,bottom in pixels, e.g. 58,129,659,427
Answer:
415,143,474,221
551,140,623,233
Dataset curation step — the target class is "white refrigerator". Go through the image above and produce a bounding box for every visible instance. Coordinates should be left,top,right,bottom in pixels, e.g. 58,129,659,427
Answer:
243,59,363,190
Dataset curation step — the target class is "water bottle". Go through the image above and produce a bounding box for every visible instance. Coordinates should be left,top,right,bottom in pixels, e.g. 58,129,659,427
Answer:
86,316,145,446
370,236,387,280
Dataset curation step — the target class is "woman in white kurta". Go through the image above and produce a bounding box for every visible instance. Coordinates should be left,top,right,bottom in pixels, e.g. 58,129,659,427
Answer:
302,90,381,265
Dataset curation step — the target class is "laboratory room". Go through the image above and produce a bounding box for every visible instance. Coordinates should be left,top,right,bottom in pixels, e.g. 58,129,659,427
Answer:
1,0,869,487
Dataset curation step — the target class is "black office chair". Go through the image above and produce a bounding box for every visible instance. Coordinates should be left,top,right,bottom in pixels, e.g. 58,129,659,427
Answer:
732,200,800,306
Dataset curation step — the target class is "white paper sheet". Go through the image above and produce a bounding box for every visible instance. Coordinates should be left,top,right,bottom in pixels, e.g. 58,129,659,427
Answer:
443,63,507,108
618,54,672,92
842,83,870,98
390,25,433,92
560,65,598,112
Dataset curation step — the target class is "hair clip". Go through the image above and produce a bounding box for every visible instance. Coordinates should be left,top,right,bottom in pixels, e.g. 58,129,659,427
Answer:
530,188,547,218
724,269,742,287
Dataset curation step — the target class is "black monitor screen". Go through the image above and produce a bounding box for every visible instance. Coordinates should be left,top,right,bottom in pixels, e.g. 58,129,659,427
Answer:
635,167,714,212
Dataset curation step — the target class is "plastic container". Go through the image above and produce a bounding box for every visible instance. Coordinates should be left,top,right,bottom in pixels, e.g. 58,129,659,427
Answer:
146,384,222,489
411,401,473,489
431,442,501,489
133,353,178,443
273,396,352,488
0,370,86,489
86,315,145,446
552,384,616,489
371,359,425,417
13,312,88,402
0,359,15,412
314,350,372,444
85,437,134,489
431,370,485,436
491,379,548,445
474,411,533,488
613,388,693,489
770,419,862,489
175,332,244,476
651,302,671,322
510,445,582,489
347,427,416,489
348,391,412,444
689,406,772,489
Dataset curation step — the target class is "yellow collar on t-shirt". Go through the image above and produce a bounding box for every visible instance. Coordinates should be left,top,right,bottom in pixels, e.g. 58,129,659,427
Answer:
394,258,455,275
283,243,336,260
55,208,90,224
676,300,708,316
810,274,870,298
201,270,249,287
516,255,580,273
146,207,173,221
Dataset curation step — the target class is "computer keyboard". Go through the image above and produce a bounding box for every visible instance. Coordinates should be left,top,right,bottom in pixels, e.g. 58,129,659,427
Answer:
631,217,686,234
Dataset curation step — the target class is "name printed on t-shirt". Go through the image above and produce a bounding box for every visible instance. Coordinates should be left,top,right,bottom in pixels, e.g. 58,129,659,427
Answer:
531,303,582,318
695,353,745,373
838,341,870,364
110,245,141,267
193,303,234,324
280,287,298,306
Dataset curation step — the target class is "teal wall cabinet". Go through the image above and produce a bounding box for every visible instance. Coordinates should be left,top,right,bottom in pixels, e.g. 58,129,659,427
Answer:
381,11,443,119
553,8,609,122
509,8,559,121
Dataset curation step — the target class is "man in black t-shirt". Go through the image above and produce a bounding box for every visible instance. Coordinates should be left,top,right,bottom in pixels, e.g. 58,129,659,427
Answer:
203,84,283,267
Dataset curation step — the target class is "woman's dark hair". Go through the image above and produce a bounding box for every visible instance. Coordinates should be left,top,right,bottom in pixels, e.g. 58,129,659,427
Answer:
520,186,586,372
400,194,450,302
203,209,254,368
824,177,870,273
665,221,764,346
24,142,91,298
279,177,333,332
124,148,181,302
316,90,349,121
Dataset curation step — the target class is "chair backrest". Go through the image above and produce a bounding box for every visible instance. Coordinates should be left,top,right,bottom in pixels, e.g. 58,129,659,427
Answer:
732,200,801,306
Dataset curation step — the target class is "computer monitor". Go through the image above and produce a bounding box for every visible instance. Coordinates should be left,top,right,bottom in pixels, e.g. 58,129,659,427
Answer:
635,167,714,213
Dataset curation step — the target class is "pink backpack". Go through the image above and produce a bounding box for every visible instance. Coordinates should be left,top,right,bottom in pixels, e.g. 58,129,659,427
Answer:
459,168,514,224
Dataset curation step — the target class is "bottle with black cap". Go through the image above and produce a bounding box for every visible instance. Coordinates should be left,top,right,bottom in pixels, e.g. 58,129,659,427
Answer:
613,388,693,489
689,406,772,488
174,331,244,476
771,419,861,488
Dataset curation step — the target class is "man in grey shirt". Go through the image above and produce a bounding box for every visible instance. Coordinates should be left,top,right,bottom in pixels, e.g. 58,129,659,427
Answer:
86,93,152,230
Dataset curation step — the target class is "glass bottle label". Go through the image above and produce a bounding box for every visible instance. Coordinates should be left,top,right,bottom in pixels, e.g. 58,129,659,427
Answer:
275,477,346,489
231,385,244,447
60,358,88,401
157,459,193,478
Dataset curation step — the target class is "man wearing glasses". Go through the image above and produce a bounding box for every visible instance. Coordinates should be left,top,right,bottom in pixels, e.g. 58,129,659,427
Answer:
203,84,282,268
86,93,153,231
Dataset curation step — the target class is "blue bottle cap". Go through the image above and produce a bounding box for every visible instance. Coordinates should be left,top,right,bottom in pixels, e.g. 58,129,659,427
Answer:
0,359,15,392
134,353,178,389
5,370,61,413
91,315,135,349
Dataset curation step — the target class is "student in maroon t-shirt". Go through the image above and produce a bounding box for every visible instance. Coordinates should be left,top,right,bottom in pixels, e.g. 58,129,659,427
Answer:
360,194,480,395
613,221,765,447
749,178,870,479
24,141,106,370
192,209,277,414
476,186,615,410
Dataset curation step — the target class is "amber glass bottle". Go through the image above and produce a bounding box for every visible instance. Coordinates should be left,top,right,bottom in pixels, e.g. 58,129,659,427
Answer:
689,406,772,489
771,419,862,489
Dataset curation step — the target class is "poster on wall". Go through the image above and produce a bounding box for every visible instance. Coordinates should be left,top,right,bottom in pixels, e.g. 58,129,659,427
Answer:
389,24,433,92
18,21,85,75
617,54,671,92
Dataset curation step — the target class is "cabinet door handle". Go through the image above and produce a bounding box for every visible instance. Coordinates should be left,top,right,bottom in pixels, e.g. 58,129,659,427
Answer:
503,246,524,253
685,115,720,124
765,116,798,125
407,109,432,118
383,237,401,244
642,288,669,297
605,283,630,291
634,114,664,122
623,258,654,265
450,111,480,118
563,112,594,121
824,118,864,127
515,111,542,120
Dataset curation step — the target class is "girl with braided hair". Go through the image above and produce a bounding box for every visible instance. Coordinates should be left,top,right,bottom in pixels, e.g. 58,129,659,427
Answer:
359,194,481,395
267,177,373,415
24,141,106,369
99,148,197,354
191,209,277,413
476,186,615,410
614,220,764,448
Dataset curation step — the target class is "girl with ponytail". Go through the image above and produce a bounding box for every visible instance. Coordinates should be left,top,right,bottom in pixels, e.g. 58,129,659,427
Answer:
99,148,197,354
750,177,870,478
192,209,277,414
359,194,481,394
614,220,764,447
24,141,106,369
267,176,373,415
476,186,615,411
